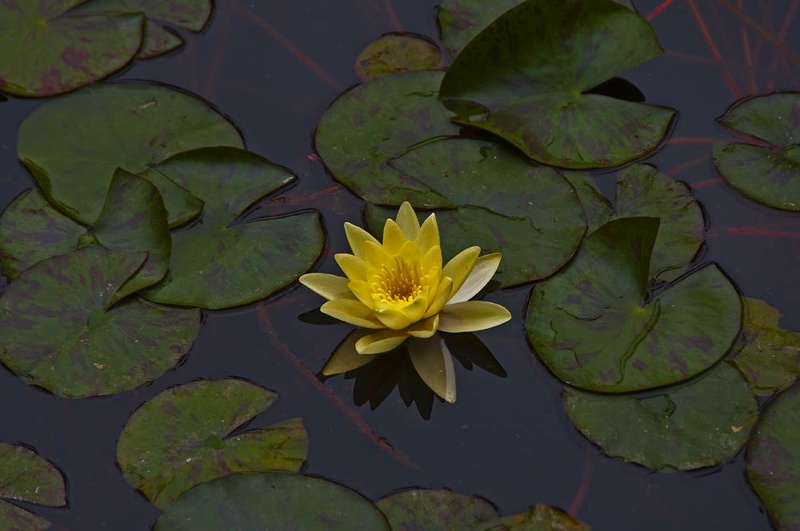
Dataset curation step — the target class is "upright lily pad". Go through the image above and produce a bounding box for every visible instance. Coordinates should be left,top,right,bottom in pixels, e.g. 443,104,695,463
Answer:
713,93,800,211
117,379,307,509
746,382,800,529
439,0,675,168
526,217,742,393
0,443,66,530
0,247,200,398
17,82,243,225
141,147,324,309
502,504,589,530
0,1,144,97
377,489,501,530
355,34,443,81
154,473,390,530
564,363,758,471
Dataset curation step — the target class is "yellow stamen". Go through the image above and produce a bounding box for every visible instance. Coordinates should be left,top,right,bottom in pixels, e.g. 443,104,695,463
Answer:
371,257,423,304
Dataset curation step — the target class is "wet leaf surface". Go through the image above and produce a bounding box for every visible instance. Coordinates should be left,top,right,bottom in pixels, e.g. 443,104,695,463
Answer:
355,33,443,81
154,472,390,530
377,489,501,530
0,501,50,531
502,503,589,530
0,443,65,506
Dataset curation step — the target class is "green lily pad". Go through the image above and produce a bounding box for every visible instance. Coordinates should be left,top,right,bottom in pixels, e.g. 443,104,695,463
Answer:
502,504,589,530
439,0,675,169
0,501,50,531
355,33,443,81
564,363,758,471
141,147,324,309
138,24,184,58
0,247,200,398
746,382,800,530
377,489,501,530
562,172,614,233
0,443,66,531
0,1,144,97
362,137,586,285
154,473,390,530
526,217,741,393
729,298,800,397
17,82,243,225
713,93,800,211
118,379,307,509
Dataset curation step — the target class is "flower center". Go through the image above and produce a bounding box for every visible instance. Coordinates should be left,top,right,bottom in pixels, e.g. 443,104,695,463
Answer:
371,257,423,305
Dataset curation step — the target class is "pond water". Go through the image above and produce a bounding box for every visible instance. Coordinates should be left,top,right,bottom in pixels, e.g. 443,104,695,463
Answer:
0,0,799,529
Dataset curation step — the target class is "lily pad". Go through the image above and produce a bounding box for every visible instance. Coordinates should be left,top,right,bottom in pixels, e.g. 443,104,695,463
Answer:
138,24,184,58
355,33,443,81
0,1,144,97
0,443,66,531
439,0,675,169
118,379,307,509
377,489,501,530
0,247,200,398
747,382,800,529
141,147,324,309
526,217,742,393
564,363,758,471
502,504,589,530
17,82,243,225
713,93,800,211
729,298,800,397
0,501,50,531
154,473,390,530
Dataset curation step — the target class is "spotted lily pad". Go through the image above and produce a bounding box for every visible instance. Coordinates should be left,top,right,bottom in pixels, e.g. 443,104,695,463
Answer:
141,147,323,309
565,363,758,471
355,33,443,81
0,1,144,97
377,489,501,530
502,504,589,530
0,443,65,531
439,0,674,169
154,473,390,530
17,82,242,225
526,217,741,393
713,93,800,211
118,379,306,509
0,247,200,398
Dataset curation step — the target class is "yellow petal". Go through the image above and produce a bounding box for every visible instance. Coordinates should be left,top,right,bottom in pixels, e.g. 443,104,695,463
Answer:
375,295,427,329
395,202,420,240
321,299,384,329
335,253,367,281
344,222,380,259
423,276,453,318
321,330,381,376
382,219,408,254
421,244,442,273
348,279,376,309
441,246,480,298
438,301,511,333
363,240,390,269
407,315,439,338
447,253,502,304
408,335,456,403
299,273,354,301
415,213,440,255
356,329,409,354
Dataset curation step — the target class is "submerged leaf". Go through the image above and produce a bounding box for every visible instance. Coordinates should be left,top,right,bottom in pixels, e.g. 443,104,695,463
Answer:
502,503,589,530
355,33,443,81
377,489,501,530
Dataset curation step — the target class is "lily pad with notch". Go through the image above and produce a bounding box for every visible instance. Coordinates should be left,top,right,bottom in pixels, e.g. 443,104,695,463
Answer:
0,443,66,530
526,217,741,393
377,489,502,530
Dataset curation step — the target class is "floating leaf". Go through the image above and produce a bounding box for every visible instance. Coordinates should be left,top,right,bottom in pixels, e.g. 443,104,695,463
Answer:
729,298,800,397
355,33,443,81
377,489,501,530
0,501,50,531
0,1,143,96
154,473,390,530
141,147,324,309
17,82,243,225
565,363,758,471
562,172,614,233
747,382,800,529
713,93,800,211
138,24,184,58
0,443,66,531
0,247,200,398
439,0,674,168
502,503,589,530
118,379,307,509
526,218,741,393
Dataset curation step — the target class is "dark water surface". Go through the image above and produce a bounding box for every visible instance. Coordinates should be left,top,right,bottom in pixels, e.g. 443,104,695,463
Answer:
1,0,799,529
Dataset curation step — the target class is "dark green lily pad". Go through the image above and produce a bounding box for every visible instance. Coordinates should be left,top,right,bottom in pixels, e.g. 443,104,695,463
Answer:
0,443,66,531
355,33,443,81
526,217,741,393
502,504,589,530
439,0,674,169
138,24,184,58
713,93,800,211
0,247,200,398
729,298,800,397
118,379,307,509
17,82,243,225
0,1,144,97
377,489,501,530
154,473,390,530
141,147,324,309
362,137,586,286
0,501,50,531
565,363,758,471
562,172,614,233
746,382,800,529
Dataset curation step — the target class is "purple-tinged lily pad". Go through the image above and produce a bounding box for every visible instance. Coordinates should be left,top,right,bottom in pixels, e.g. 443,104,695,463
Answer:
377,489,501,530
142,147,324,309
526,217,741,393
154,473,390,530
117,379,307,509
439,0,674,169
565,363,758,471
355,33,443,81
0,443,66,530
17,82,242,225
0,247,200,398
502,503,589,530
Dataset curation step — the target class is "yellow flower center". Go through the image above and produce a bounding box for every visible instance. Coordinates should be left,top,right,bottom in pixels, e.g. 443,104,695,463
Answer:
371,257,423,305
